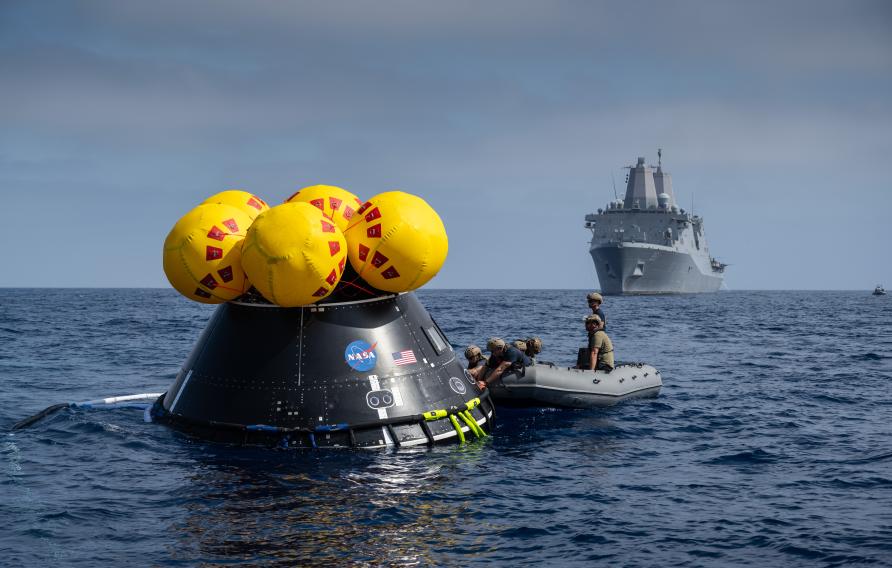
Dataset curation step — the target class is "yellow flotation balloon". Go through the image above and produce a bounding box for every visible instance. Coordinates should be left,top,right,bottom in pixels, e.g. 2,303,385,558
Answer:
241,202,348,306
285,184,364,232
202,190,269,221
163,203,252,304
344,191,448,292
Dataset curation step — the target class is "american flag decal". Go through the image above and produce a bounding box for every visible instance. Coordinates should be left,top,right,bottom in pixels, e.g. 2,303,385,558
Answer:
392,349,417,366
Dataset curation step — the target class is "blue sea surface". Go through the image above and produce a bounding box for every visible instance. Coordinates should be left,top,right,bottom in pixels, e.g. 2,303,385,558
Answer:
2,289,891,566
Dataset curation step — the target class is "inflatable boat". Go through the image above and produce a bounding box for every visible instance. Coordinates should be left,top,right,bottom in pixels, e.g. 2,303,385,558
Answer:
487,361,661,408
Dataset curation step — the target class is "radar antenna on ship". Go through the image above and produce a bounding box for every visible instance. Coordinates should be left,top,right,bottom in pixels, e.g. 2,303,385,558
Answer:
657,148,662,168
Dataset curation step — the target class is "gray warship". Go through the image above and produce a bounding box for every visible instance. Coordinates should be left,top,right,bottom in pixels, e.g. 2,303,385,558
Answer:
584,151,726,295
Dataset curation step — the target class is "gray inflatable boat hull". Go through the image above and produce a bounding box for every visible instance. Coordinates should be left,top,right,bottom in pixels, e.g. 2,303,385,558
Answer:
488,362,661,408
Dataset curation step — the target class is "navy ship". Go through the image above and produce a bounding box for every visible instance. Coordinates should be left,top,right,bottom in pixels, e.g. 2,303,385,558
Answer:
584,151,726,295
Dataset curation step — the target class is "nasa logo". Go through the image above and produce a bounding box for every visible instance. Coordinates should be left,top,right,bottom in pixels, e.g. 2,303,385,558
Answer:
344,340,377,372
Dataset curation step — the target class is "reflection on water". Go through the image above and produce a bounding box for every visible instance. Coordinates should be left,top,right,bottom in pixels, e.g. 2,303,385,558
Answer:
169,443,492,565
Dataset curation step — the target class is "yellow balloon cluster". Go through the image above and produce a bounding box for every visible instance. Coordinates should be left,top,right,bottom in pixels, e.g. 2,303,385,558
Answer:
345,191,448,293
163,186,448,305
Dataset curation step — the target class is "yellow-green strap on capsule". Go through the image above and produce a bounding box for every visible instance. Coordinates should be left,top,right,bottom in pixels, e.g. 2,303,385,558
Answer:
460,410,485,438
468,411,486,437
449,414,466,444
468,411,486,438
423,409,447,421
465,398,481,411
457,411,480,439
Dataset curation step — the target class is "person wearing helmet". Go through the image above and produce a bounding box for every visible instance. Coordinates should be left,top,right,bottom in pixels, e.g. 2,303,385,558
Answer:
586,292,607,331
463,345,488,370
578,314,614,372
524,336,543,360
469,337,531,390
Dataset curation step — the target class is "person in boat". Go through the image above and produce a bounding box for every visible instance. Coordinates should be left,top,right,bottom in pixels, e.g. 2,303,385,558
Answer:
470,337,531,390
463,345,488,370
579,314,614,372
524,336,543,361
586,292,607,330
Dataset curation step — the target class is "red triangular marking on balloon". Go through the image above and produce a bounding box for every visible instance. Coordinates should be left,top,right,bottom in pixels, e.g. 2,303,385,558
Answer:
321,220,335,233
217,265,234,282
329,197,342,211
200,274,219,289
344,206,355,219
310,198,324,210
358,243,370,261
381,266,400,279
247,197,263,210
207,226,225,241
367,224,381,238
371,251,388,268
326,269,337,286
338,257,346,274
364,207,381,222
312,286,328,297
206,246,223,261
329,241,341,256
222,218,239,232
194,288,212,299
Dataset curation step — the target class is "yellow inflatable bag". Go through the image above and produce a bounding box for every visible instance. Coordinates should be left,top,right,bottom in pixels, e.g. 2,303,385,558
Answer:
202,190,269,221
344,191,448,292
241,202,348,306
163,203,252,304
285,184,364,232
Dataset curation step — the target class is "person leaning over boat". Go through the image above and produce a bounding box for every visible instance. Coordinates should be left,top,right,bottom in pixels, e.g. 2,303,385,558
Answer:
578,315,614,372
587,292,607,330
463,345,488,370
470,337,531,391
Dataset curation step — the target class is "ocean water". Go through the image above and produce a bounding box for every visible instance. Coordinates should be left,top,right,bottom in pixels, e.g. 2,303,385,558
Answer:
1,288,891,566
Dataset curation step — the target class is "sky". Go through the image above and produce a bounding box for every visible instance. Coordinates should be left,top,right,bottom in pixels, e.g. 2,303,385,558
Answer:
1,0,890,290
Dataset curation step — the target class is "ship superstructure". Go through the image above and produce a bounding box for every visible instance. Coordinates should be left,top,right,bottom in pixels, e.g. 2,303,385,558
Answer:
584,151,726,294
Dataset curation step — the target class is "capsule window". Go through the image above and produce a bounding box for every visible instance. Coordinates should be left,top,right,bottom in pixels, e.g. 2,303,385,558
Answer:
423,325,447,355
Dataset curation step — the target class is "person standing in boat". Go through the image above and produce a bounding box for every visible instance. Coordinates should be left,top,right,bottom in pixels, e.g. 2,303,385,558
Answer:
587,292,607,330
580,315,614,372
463,345,488,370
470,337,530,390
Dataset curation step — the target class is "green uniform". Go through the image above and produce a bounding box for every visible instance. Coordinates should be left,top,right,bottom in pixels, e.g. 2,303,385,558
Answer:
587,330,614,370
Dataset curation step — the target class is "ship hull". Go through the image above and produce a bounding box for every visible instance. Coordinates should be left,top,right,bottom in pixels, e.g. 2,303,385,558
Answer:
591,243,723,295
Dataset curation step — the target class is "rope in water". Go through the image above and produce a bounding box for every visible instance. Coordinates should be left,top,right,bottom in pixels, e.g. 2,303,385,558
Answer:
10,393,164,431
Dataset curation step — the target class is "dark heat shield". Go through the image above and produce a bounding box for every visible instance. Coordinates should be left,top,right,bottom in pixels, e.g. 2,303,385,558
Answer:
151,293,494,448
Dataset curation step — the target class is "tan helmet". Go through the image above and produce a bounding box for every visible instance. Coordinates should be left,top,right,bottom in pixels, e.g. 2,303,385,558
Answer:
486,337,506,351
585,314,603,326
464,344,483,360
586,292,603,303
525,336,543,355
512,339,528,353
